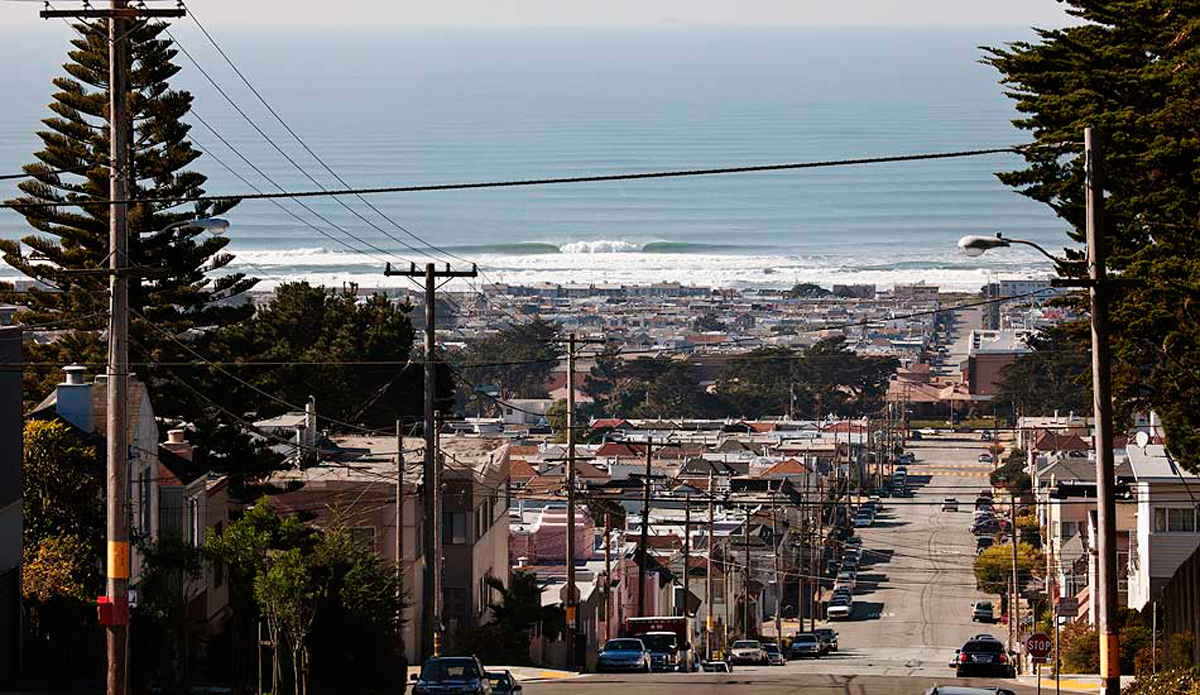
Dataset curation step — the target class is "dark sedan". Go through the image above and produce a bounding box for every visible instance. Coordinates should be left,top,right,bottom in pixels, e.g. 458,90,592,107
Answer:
954,638,1015,678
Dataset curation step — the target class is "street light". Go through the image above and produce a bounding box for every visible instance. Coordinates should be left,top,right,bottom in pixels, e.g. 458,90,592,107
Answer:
957,232,1063,264
955,126,1121,695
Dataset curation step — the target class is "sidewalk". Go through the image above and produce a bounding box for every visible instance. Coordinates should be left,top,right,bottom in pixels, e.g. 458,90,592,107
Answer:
1015,673,1135,693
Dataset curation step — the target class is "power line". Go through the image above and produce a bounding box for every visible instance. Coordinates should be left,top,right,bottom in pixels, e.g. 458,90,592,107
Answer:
0,147,1024,211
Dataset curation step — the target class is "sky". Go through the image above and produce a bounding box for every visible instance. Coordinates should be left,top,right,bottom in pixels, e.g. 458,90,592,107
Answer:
0,0,1072,28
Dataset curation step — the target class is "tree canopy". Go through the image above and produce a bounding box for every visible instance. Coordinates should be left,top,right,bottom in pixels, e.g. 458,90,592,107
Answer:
459,318,561,400
984,1,1200,468
1,20,257,415
995,322,1092,417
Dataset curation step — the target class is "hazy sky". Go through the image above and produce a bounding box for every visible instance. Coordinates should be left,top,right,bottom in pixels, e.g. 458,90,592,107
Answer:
0,0,1072,28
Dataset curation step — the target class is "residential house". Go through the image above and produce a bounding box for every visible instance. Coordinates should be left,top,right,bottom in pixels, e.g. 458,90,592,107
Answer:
1125,444,1200,613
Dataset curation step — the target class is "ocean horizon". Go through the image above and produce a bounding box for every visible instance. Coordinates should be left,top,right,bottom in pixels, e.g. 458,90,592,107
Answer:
0,26,1070,293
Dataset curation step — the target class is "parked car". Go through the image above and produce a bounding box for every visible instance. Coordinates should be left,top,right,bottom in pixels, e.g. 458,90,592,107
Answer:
701,660,731,672
412,656,492,695
853,514,872,528
484,671,523,695
978,453,994,464
596,638,652,672
972,601,996,623
789,633,824,658
837,570,856,588
827,597,853,620
975,536,995,554
926,687,1016,695
972,519,1001,536
813,627,839,652
975,497,994,511
728,640,767,665
919,428,937,436
761,642,786,665
941,498,959,512
954,638,1015,678
845,535,863,547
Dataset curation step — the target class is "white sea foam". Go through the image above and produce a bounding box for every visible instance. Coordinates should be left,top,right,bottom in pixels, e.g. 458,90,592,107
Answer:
556,240,642,254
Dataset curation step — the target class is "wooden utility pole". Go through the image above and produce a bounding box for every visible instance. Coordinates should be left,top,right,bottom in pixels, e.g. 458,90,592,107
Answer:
35,4,183,694
1084,127,1121,695
1011,490,1021,673
557,333,603,670
396,420,406,662
383,262,477,660
743,508,752,638
683,493,691,621
604,513,613,643
772,503,781,642
705,469,715,660
637,437,679,616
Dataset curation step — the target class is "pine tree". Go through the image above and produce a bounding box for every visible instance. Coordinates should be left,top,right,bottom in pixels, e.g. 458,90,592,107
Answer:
983,1,1200,466
0,20,258,403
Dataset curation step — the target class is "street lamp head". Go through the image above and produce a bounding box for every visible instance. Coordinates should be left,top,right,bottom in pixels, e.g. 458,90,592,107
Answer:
957,233,1010,257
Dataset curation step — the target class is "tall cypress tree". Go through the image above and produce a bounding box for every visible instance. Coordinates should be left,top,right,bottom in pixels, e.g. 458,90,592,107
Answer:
984,1,1200,466
1,20,258,406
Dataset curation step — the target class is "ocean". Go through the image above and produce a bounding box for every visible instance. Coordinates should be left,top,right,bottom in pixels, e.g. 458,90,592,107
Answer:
0,25,1068,293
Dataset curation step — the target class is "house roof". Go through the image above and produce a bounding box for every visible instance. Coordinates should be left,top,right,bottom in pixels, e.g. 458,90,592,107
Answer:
1127,444,1200,482
757,458,809,478
1033,431,1091,453
591,418,630,431
509,459,538,482
596,441,647,457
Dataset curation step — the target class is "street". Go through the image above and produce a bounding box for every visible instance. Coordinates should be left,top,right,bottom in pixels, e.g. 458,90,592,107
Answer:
526,435,1028,694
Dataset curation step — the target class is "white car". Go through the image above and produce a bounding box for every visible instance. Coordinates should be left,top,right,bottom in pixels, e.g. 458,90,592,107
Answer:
919,428,937,436
728,640,767,665
827,599,853,620
837,570,856,589
978,453,994,463
941,498,958,512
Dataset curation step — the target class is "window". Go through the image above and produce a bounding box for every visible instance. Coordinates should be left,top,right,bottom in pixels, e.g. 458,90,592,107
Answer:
443,512,467,544
187,497,201,547
1155,507,1199,533
1168,508,1197,533
139,467,152,532
350,526,377,551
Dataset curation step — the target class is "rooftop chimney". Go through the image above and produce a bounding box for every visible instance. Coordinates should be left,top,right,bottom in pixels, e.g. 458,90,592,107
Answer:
162,428,194,461
56,365,92,432
304,397,317,447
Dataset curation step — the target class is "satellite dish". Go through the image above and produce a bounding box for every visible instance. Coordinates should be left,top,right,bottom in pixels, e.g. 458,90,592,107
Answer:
1135,431,1150,450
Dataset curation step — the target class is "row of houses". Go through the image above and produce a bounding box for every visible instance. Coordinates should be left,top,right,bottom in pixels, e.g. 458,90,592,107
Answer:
1026,413,1200,662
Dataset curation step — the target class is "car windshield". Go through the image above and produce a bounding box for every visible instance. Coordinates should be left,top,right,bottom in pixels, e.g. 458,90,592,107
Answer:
732,641,760,649
964,640,1005,653
421,659,480,681
794,634,817,643
975,602,992,609
604,639,644,652
815,629,835,636
762,644,780,653
486,673,513,687
640,633,677,651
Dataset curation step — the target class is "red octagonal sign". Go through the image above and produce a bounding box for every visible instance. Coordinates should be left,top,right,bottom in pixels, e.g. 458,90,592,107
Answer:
1026,633,1052,658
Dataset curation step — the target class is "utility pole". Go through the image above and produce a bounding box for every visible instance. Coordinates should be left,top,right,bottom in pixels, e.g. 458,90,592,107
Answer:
604,513,613,643
1084,127,1121,695
383,262,478,661
683,493,691,621
396,420,406,663
1011,490,1021,674
34,3,184,694
550,333,603,670
743,508,752,638
772,503,781,642
705,469,715,661
637,437,679,616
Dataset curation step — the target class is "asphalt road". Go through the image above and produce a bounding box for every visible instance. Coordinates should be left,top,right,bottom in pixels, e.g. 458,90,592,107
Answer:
526,435,1025,695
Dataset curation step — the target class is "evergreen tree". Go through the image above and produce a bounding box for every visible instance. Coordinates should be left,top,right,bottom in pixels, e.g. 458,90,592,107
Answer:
984,2,1200,467
0,20,257,408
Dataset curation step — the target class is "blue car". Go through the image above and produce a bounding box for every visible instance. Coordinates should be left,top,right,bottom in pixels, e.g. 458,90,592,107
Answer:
596,638,652,673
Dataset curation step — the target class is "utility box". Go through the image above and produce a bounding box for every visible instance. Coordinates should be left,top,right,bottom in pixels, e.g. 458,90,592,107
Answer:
97,596,129,626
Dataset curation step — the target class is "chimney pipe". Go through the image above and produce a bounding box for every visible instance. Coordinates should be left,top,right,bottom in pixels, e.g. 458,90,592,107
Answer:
55,365,93,432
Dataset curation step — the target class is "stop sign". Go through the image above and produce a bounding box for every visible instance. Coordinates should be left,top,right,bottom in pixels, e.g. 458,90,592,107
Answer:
1026,633,1052,658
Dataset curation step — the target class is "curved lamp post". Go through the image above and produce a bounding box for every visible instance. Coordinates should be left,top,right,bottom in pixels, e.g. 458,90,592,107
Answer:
957,126,1122,695
957,232,1063,264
